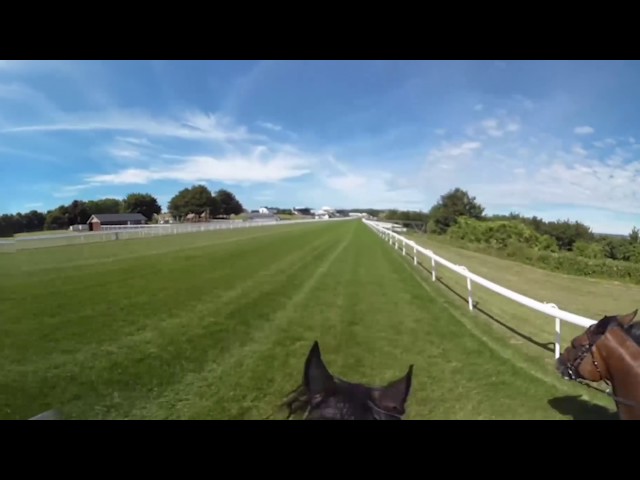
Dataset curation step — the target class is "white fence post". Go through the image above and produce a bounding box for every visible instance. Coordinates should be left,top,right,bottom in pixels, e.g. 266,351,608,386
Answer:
545,302,562,359
459,266,473,311
431,255,436,281
402,239,406,255
413,243,417,265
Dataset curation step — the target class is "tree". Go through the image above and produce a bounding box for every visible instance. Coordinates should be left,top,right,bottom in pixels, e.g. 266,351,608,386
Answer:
215,189,244,216
428,188,485,234
539,219,594,251
22,210,46,232
630,226,640,244
0,214,15,237
168,185,221,218
66,200,91,226
122,193,161,220
44,206,70,231
86,198,123,215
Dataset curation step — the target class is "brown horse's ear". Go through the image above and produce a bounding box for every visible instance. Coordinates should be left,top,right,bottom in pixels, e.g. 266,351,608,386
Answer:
372,365,414,415
303,341,335,396
617,309,638,326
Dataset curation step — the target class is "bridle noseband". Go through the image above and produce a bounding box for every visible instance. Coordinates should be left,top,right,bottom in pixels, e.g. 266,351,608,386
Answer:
565,325,605,383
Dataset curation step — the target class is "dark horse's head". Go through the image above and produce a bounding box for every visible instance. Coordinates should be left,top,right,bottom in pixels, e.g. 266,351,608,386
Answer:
556,309,638,383
283,341,414,420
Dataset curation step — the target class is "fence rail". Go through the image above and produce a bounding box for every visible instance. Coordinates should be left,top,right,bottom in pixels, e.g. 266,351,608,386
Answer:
5,217,354,251
362,219,596,359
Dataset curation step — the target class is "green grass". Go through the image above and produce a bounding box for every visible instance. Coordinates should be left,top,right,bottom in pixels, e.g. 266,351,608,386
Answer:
401,231,639,394
0,220,617,419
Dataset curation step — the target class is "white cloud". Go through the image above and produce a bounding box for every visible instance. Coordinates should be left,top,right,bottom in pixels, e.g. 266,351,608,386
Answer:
314,156,426,210
52,184,96,198
2,109,265,144
572,145,588,156
467,116,521,139
445,141,482,156
401,128,640,234
256,121,282,132
473,104,483,111
24,202,43,208
108,148,142,159
83,146,312,186
434,128,446,136
115,136,152,146
574,125,594,135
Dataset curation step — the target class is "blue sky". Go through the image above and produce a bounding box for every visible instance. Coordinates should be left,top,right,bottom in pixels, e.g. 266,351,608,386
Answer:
1,59,639,234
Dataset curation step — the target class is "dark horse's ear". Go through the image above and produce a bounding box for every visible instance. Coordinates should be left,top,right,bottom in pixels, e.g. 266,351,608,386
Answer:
617,309,638,326
304,341,335,396
372,365,414,415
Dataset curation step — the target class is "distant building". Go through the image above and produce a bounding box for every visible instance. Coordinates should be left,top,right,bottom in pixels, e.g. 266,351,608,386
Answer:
258,207,277,214
293,207,313,216
86,213,147,232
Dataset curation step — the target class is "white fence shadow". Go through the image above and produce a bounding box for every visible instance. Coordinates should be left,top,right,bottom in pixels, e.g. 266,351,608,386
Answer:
362,219,596,359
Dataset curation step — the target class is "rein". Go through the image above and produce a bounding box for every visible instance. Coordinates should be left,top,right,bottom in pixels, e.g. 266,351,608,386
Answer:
566,325,640,410
572,378,640,409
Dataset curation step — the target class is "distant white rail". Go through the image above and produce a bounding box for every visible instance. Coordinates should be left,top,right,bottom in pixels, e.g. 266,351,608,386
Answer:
7,217,354,251
362,219,596,359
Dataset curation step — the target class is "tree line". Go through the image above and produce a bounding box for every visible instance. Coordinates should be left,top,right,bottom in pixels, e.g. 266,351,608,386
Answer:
0,185,245,237
379,187,640,284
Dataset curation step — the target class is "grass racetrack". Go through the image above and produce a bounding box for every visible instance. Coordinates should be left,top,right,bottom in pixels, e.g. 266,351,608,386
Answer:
0,220,621,419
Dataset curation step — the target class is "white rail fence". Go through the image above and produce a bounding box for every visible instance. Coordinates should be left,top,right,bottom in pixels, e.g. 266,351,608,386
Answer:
362,219,596,359
6,217,354,251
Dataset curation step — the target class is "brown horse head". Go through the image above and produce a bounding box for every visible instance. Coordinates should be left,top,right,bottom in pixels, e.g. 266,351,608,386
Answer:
556,309,638,383
282,341,414,420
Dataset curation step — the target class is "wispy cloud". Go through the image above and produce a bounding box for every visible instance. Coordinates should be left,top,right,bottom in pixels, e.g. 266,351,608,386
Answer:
466,116,521,139
411,126,640,229
52,184,96,198
108,148,142,159
84,146,313,186
2,110,266,144
574,125,594,135
256,121,282,131
314,156,426,209
115,136,153,146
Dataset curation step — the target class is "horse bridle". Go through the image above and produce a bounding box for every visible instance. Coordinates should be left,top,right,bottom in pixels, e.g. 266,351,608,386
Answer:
565,324,640,410
565,325,604,383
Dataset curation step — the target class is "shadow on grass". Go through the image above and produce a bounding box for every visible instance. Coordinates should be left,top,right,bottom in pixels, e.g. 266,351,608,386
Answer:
547,395,618,420
413,259,555,354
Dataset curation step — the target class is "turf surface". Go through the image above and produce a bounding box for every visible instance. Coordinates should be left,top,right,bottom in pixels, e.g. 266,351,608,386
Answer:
0,220,618,419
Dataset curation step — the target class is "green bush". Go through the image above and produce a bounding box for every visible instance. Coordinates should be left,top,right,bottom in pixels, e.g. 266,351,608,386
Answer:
573,240,605,260
448,218,543,249
535,234,559,253
432,226,640,285
534,250,640,283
